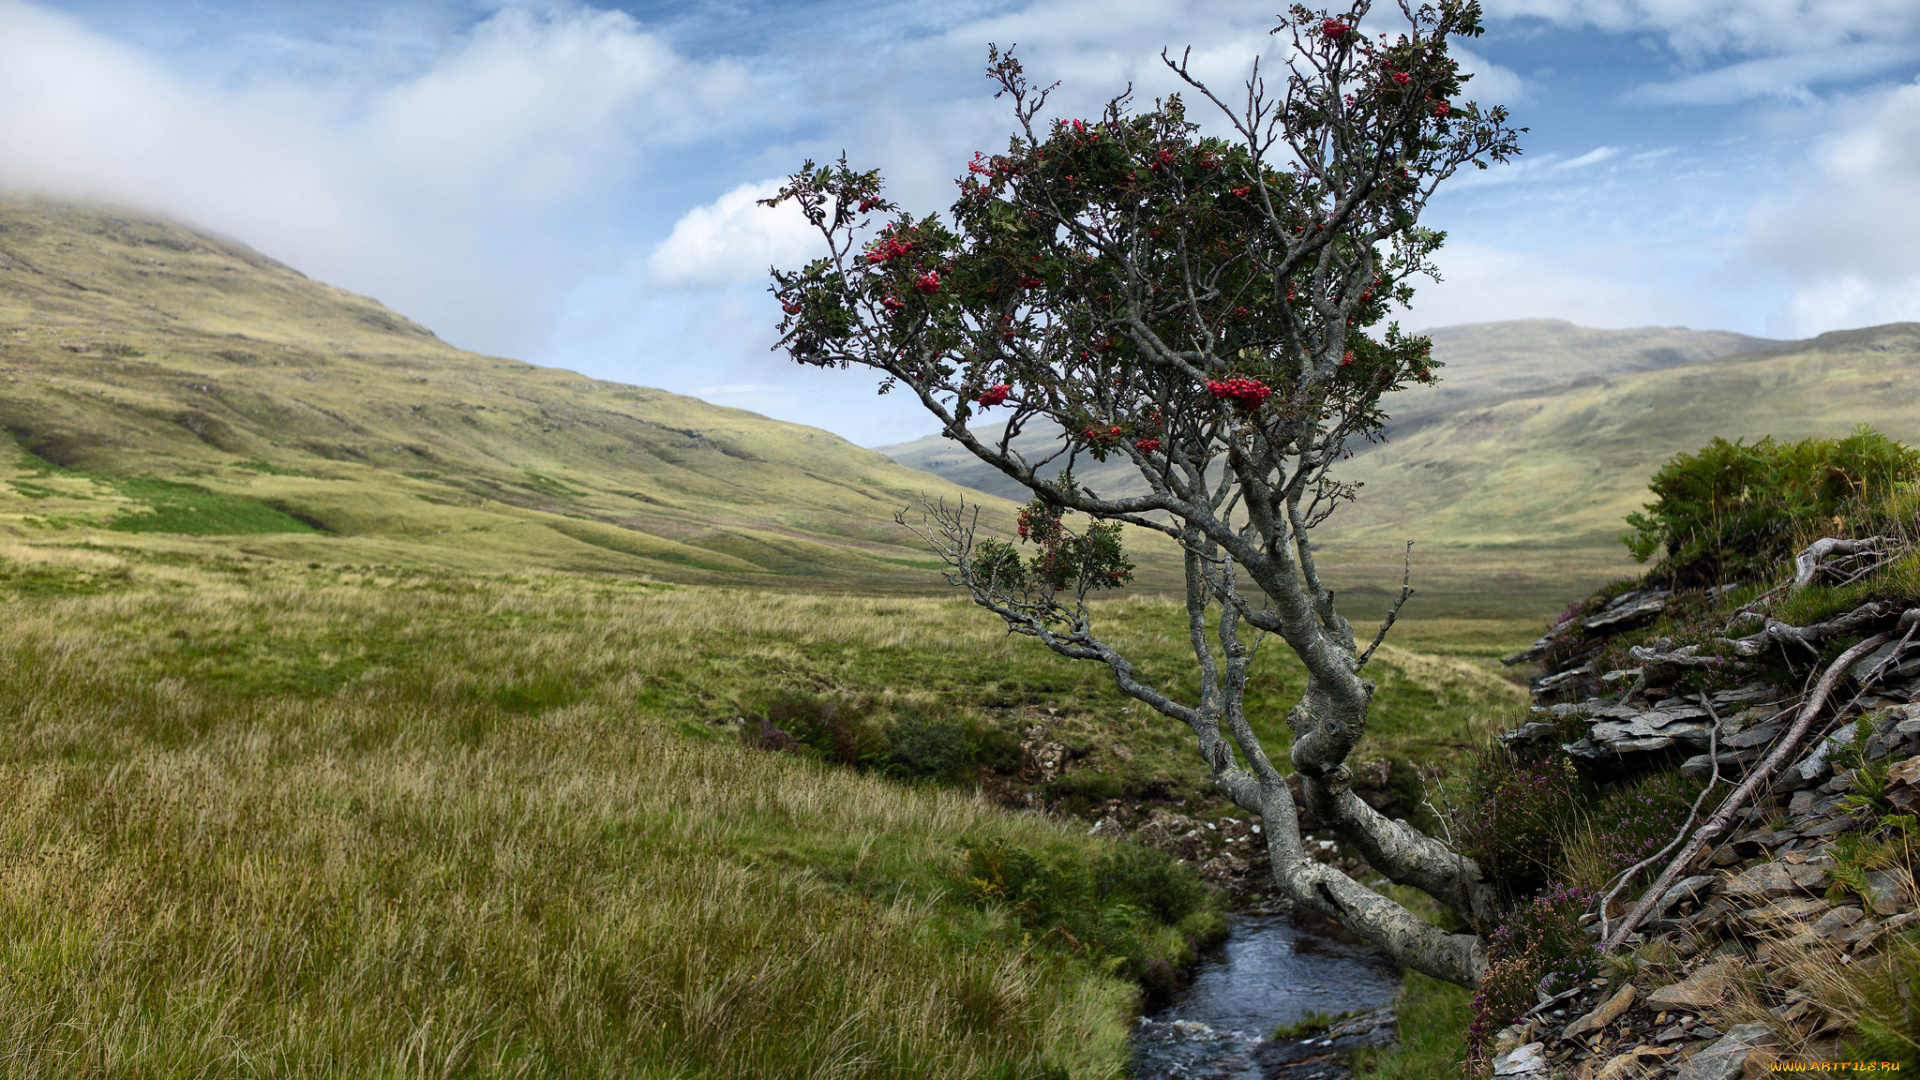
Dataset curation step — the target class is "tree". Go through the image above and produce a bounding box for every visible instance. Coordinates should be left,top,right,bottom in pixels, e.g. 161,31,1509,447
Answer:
763,0,1520,987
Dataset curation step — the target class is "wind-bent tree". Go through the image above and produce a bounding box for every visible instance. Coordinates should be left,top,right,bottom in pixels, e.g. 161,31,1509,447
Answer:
764,0,1520,987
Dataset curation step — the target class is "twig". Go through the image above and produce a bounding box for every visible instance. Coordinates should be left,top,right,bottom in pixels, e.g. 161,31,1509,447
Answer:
1596,695,1724,943
1602,631,1895,951
1356,541,1414,671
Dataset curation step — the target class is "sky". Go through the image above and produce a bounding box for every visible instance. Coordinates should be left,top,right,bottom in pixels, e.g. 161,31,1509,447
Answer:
1,0,1917,446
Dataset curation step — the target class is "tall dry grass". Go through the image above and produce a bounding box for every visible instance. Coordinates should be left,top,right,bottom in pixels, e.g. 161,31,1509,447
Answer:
0,567,1149,1078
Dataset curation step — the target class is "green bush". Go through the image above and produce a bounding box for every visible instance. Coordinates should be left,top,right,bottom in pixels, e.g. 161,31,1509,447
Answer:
1621,426,1920,583
962,838,1211,981
886,715,976,779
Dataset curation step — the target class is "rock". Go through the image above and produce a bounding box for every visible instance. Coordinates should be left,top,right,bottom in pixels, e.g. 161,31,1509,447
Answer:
1710,683,1778,706
1350,758,1391,791
1886,755,1920,813
1721,858,1830,901
1501,721,1564,750
1594,1046,1672,1080
1492,1021,1534,1056
1650,875,1718,920
1562,984,1636,1039
1735,896,1830,927
1682,746,1764,778
1088,815,1128,841
1863,868,1913,916
1812,905,1866,937
1019,727,1070,782
1674,1021,1778,1080
1197,851,1249,886
1490,1041,1547,1077
1725,719,1788,749
1647,957,1745,1010
1791,727,1861,785
1251,1006,1397,1074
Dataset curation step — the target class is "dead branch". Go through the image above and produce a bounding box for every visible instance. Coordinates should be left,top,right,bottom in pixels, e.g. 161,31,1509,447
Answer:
1596,696,1725,943
1793,536,1896,591
1602,631,1895,951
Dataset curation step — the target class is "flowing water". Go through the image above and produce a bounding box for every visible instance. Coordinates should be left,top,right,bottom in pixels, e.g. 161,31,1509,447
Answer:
1130,907,1402,1080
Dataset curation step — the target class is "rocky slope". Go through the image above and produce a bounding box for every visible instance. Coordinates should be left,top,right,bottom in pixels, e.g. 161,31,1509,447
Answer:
1485,558,1920,1079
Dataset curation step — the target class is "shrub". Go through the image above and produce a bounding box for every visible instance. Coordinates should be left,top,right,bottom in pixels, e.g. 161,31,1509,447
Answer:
1621,426,1920,584
1453,749,1585,888
962,838,1211,983
887,715,975,779
1563,770,1716,893
762,689,887,768
1465,884,1598,1071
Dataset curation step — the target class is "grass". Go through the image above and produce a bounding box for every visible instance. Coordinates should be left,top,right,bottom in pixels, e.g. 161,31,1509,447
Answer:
0,538,1542,1078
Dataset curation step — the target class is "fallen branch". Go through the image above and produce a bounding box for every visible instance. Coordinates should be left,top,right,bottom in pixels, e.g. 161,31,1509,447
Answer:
1793,536,1896,591
1596,695,1725,944
1721,601,1894,658
1601,631,1895,952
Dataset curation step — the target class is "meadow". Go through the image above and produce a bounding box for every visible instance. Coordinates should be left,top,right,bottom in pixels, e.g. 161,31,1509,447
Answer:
0,536,1540,1078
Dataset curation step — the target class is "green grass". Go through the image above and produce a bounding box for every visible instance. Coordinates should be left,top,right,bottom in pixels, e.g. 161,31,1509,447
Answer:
0,538,1542,1077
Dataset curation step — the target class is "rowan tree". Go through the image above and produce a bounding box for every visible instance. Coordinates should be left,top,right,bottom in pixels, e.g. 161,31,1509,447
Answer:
764,0,1521,987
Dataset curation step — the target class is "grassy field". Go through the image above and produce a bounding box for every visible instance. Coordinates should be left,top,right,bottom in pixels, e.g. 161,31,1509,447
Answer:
0,534,1539,1078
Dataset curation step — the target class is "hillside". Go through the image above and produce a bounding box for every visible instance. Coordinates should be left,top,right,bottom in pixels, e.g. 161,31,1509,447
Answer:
877,320,1920,612
875,320,1774,507
0,195,1039,587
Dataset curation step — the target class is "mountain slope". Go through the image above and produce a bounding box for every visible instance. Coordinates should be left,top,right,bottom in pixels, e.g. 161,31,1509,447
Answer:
875,320,1775,505
0,195,1029,586
1326,321,1920,547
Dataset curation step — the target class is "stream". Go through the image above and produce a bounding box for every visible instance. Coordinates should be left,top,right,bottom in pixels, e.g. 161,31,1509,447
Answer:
1130,906,1403,1080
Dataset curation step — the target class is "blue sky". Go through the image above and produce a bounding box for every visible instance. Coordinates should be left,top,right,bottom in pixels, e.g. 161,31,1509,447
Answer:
2,0,1917,446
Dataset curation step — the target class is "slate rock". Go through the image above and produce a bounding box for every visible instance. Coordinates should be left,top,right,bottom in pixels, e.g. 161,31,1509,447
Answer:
1562,984,1635,1039
1489,1042,1547,1077
1674,1021,1777,1080
1647,958,1745,1010
1722,859,1830,901
1863,868,1913,916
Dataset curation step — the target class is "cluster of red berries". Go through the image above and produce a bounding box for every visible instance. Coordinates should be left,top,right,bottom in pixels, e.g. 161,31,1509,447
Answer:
1433,101,1451,117
913,270,942,294
1391,71,1412,86
866,236,915,264
1321,19,1348,39
1207,377,1272,408
1134,438,1161,452
978,384,1010,407
1081,424,1123,444
881,296,904,311
1340,351,1355,367
1230,186,1251,197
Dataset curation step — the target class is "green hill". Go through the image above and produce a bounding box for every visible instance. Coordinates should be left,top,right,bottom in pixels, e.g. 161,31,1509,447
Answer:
0,195,1035,587
878,319,1920,613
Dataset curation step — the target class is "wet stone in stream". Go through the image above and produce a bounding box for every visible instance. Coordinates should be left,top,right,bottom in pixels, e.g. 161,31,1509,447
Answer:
1131,910,1401,1079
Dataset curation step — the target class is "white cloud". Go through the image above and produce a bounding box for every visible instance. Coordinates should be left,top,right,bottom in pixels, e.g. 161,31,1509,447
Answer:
1748,78,1920,335
1483,0,1920,58
648,179,824,290
1399,241,1726,330
0,0,752,356
1627,42,1918,104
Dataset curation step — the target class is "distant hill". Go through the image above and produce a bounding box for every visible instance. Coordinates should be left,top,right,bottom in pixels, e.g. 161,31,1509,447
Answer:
0,195,1038,587
874,318,1920,614
876,320,1777,506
